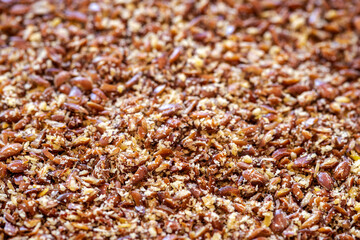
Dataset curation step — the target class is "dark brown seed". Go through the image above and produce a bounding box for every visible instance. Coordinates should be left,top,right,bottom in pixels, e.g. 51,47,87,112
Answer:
71,76,93,91
43,148,54,160
155,148,173,157
247,227,272,239
300,211,321,229
166,118,181,128
190,187,201,198
316,82,337,100
0,143,23,160
69,86,83,99
65,11,87,23
87,101,105,111
153,84,166,96
59,84,71,94
242,146,257,156
0,109,21,123
4,213,16,225
291,183,304,200
164,198,179,209
293,155,314,168
131,165,148,184
333,161,350,181
131,190,143,206
200,85,217,98
106,195,120,207
98,136,110,147
242,169,268,186
10,4,30,15
100,83,118,92
158,104,182,116
156,54,167,69
64,102,89,114
93,88,108,100
242,125,257,136
168,47,182,64
30,131,46,148
317,172,333,190
125,73,142,88
47,47,62,64
287,84,309,96
13,117,30,130
237,162,251,170
320,157,339,169
193,32,208,41
57,193,76,203
30,75,51,88
157,204,174,214
272,148,291,161
270,210,289,233
7,160,28,173
190,111,211,119
51,114,65,122
282,78,300,86
218,186,240,196
147,156,163,171
334,206,348,216
24,188,42,195
242,65,262,75
259,129,275,147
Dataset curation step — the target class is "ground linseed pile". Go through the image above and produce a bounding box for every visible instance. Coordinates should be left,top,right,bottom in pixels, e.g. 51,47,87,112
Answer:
1,0,360,239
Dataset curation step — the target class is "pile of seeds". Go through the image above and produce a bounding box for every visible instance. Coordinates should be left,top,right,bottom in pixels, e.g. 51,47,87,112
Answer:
1,0,360,239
